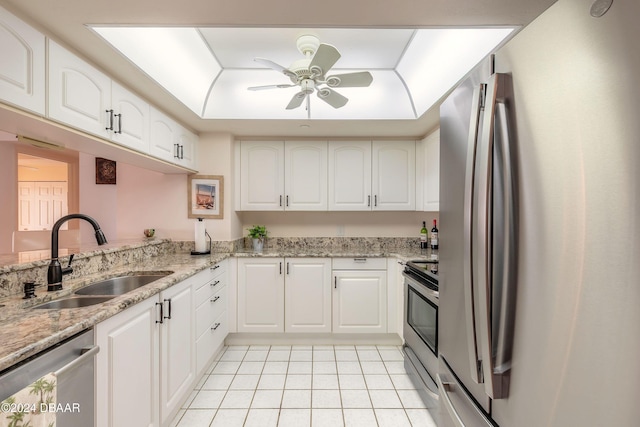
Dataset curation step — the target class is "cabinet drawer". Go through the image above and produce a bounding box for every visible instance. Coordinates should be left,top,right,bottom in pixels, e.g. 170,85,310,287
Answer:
196,285,227,338
196,311,228,374
195,275,225,304
332,257,386,270
209,261,227,279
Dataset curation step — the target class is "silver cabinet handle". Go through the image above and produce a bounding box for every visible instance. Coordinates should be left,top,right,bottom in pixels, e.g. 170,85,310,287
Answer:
105,109,114,131
114,113,122,134
211,323,221,331
279,195,283,207
334,276,337,289
353,258,367,263
210,296,220,303
211,264,220,271
286,262,290,275
55,345,100,377
163,298,172,319
210,280,220,287
368,195,371,207
374,195,377,207
279,262,282,274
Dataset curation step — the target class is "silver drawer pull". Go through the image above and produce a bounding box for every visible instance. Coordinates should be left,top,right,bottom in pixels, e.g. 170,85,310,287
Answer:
211,265,220,270
210,280,220,287
211,323,221,331
210,296,220,303
353,258,367,262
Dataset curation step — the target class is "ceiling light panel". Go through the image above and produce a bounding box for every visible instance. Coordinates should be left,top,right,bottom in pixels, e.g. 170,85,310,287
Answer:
398,28,515,115
92,26,222,115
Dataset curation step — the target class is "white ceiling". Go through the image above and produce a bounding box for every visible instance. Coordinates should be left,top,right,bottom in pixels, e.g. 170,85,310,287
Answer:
0,0,557,138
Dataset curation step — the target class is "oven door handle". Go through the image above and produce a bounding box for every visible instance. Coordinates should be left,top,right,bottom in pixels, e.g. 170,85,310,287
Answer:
403,273,439,303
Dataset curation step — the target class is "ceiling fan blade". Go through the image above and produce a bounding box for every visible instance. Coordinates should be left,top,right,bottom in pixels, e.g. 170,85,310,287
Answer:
325,71,373,88
317,88,348,109
248,84,296,91
254,57,297,79
309,44,341,76
286,92,307,110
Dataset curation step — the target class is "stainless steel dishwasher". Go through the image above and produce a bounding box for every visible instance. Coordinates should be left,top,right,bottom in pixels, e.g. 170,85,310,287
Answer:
0,329,98,427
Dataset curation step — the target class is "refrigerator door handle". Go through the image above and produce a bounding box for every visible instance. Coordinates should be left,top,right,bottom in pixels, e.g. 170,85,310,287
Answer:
476,73,517,399
463,83,485,384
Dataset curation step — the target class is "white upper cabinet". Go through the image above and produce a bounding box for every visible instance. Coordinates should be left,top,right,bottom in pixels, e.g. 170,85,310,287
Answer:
328,141,372,211
240,141,285,210
329,140,416,211
48,40,112,139
149,106,198,170
372,140,416,210
110,81,150,153
285,141,327,211
0,6,46,115
240,140,327,211
425,130,440,211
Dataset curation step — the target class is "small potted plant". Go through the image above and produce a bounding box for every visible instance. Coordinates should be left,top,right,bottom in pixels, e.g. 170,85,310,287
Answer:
247,225,268,252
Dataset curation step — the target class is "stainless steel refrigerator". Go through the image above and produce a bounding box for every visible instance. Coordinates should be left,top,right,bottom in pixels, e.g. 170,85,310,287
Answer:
437,1,640,425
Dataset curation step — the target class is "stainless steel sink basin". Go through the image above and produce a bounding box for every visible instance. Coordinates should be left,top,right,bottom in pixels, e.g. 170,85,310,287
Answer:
32,296,115,309
74,272,172,296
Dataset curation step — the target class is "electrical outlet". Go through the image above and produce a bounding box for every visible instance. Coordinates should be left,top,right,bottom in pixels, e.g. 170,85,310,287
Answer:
337,225,345,236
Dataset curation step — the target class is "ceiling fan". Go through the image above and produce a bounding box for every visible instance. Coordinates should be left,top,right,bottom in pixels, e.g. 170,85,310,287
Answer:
248,35,373,117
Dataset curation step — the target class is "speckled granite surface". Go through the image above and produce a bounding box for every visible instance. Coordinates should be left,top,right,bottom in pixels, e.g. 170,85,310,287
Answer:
0,237,433,372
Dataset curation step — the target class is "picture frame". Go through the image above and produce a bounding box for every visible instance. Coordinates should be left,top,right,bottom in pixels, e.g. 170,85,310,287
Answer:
96,157,116,184
187,175,224,219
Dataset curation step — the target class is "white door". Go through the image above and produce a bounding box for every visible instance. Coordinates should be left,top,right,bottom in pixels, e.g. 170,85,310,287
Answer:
285,258,332,333
111,82,150,153
328,141,372,211
17,182,34,231
333,270,387,333
95,297,159,427
240,141,285,210
0,5,46,114
237,258,284,332
372,140,416,210
284,141,327,211
48,40,111,139
160,279,195,425
149,106,178,163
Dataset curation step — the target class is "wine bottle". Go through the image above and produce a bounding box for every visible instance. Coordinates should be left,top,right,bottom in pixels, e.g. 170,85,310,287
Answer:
420,221,428,249
430,219,439,249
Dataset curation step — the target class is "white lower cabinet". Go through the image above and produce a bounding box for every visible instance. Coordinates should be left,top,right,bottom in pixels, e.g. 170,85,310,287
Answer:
195,261,228,376
237,258,285,332
285,258,332,333
96,267,223,427
95,297,159,427
332,258,388,333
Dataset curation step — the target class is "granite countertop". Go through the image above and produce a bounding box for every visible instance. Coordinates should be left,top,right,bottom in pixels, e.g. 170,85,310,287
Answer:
0,247,429,372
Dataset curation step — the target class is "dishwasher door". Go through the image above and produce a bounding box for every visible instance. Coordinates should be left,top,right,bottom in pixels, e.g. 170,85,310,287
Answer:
0,329,98,427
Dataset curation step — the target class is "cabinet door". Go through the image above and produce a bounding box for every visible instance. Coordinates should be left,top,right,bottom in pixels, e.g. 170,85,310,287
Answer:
237,258,284,332
176,125,198,170
328,141,372,210
423,130,440,211
285,141,327,211
240,141,285,210
372,140,416,210
0,5,45,114
111,82,150,153
96,297,159,427
333,270,387,333
285,258,331,333
149,106,178,163
48,40,111,138
160,278,196,425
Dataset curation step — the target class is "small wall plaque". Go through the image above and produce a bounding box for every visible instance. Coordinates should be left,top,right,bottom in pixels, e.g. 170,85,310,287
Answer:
96,157,116,185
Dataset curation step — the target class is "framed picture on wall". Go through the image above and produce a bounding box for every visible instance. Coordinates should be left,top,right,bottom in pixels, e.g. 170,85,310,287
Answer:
187,175,224,219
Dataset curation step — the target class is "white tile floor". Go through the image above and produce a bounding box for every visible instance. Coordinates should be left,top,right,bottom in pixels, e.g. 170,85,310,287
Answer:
170,345,438,427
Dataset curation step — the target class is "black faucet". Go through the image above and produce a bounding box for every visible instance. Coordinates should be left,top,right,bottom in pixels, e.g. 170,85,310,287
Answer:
47,214,108,291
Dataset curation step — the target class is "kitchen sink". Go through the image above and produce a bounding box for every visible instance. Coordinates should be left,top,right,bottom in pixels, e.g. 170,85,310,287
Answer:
74,271,172,296
32,296,115,309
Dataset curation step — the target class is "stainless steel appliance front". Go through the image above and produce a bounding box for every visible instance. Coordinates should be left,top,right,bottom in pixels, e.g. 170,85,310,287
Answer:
403,262,439,410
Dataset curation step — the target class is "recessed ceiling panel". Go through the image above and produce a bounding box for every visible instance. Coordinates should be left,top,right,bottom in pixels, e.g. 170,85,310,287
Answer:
199,28,414,69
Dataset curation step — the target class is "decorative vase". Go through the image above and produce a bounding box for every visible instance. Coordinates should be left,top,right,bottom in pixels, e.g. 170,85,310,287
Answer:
252,238,264,253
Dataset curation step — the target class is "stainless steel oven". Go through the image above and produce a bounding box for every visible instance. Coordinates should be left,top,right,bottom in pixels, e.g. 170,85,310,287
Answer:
403,260,439,409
